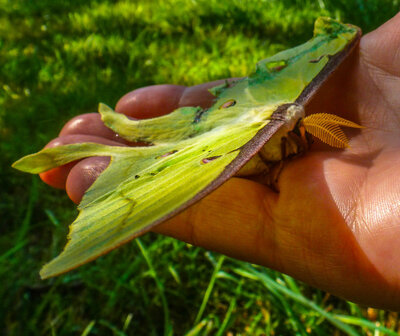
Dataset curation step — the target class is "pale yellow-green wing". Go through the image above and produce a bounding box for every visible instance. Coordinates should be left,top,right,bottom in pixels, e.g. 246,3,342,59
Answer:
12,17,360,278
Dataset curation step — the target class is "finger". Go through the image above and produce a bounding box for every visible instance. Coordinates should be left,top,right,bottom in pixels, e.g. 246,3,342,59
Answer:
66,156,110,204
178,79,241,108
59,113,128,144
360,11,400,75
115,84,186,118
115,79,240,119
40,161,78,190
39,135,126,189
59,113,140,146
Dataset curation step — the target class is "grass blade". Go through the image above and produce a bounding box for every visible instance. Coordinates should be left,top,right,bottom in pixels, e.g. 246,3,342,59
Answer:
334,314,399,336
194,255,225,324
137,238,172,336
81,321,96,336
239,264,360,336
215,279,243,336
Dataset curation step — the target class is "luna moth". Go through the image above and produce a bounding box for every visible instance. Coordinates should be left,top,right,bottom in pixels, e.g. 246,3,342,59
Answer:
13,17,363,279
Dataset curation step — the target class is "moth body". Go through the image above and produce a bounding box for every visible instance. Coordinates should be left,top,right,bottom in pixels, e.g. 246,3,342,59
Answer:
237,104,306,177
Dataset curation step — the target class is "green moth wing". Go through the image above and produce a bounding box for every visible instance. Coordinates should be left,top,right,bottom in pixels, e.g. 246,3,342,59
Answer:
12,17,361,279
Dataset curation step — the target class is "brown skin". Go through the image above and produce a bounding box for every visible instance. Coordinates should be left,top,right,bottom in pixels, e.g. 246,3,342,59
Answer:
40,13,400,310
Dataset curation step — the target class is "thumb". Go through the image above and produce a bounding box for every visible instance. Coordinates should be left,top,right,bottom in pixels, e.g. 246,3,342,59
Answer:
360,11,400,74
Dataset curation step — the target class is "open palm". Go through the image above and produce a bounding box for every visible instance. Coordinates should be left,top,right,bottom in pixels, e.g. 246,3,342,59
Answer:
41,13,400,310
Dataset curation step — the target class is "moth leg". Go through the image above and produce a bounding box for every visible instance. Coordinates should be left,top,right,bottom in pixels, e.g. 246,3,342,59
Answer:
272,136,289,190
299,123,308,146
299,122,314,151
253,136,288,191
261,136,287,192
281,136,287,159
287,127,311,155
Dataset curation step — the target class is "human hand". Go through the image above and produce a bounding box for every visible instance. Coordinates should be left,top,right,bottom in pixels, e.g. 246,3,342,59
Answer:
40,13,400,310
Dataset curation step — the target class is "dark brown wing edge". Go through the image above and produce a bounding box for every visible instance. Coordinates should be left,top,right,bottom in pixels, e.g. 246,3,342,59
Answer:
295,26,362,106
43,27,362,278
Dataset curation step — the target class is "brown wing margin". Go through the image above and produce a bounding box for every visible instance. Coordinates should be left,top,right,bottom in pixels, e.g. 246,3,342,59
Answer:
295,26,362,106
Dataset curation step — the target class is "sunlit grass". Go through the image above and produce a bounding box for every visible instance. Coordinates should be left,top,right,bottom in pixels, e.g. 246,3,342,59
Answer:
1,0,400,334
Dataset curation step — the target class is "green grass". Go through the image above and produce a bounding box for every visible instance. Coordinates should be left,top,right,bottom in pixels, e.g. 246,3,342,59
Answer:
1,0,400,334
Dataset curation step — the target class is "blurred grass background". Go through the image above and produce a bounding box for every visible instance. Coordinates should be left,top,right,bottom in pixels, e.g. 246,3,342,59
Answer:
1,0,400,335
